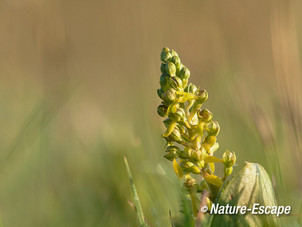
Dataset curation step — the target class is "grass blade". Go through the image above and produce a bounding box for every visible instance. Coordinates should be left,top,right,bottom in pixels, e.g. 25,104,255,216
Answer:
124,156,149,227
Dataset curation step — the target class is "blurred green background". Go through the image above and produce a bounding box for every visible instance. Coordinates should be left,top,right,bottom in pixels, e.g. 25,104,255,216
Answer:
0,0,302,226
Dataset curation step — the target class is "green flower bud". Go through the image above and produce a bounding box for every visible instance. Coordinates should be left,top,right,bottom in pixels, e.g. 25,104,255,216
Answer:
170,49,178,57
180,161,194,172
157,88,164,99
164,152,176,161
190,165,201,174
162,47,170,53
165,62,177,76
163,118,172,128
165,145,180,154
171,56,181,71
167,76,182,91
160,63,166,74
168,127,182,142
159,74,170,91
198,109,213,123
191,150,202,162
184,83,198,94
157,104,168,117
196,160,205,169
182,79,188,88
222,150,236,168
196,89,208,104
161,50,172,63
224,167,233,177
206,121,220,136
169,108,185,122
162,88,176,103
184,177,196,189
178,149,190,159
178,67,190,80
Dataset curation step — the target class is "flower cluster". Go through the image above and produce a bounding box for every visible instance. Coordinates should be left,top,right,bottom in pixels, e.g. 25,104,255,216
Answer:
157,47,236,215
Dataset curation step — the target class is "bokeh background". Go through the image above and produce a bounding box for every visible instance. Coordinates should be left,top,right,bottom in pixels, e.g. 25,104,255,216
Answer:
0,0,302,226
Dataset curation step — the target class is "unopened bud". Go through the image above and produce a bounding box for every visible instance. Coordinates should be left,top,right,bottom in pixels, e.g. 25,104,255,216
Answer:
160,63,166,74
171,56,181,71
196,160,205,169
157,88,164,99
162,88,176,102
206,121,220,136
178,148,191,159
159,74,169,91
165,145,180,154
222,150,236,168
157,104,168,117
178,151,188,159
161,50,172,63
169,108,185,122
180,161,194,172
170,49,179,57
178,67,190,80
167,76,182,91
185,83,198,94
198,109,213,123
164,152,176,161
182,79,188,88
184,177,196,189
162,47,170,53
168,127,182,142
224,167,233,177
196,89,208,104
166,62,177,76
190,165,201,174
191,150,202,162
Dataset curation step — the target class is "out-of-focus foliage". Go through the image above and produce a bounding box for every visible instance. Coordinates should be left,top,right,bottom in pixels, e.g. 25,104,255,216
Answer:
0,0,301,226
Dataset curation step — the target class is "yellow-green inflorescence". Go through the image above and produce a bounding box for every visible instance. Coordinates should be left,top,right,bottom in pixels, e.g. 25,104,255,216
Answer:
157,47,236,216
